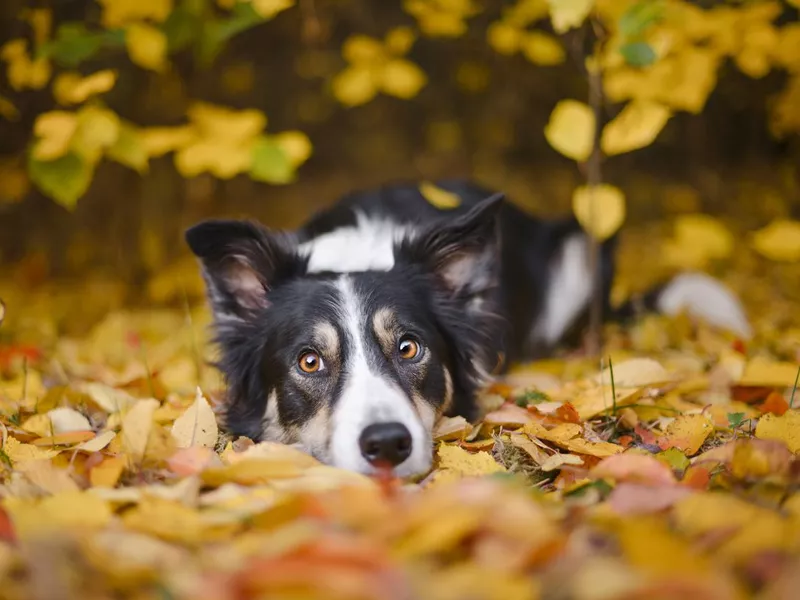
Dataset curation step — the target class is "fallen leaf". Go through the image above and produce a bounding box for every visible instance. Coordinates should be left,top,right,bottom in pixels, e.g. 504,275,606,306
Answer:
609,482,693,515
75,430,116,453
755,410,800,453
171,388,219,448
433,415,472,441
730,438,792,479
436,444,506,477
595,357,670,387
739,358,800,388
90,456,126,488
121,398,160,465
750,219,800,262
657,414,714,455
540,452,583,472
591,452,677,486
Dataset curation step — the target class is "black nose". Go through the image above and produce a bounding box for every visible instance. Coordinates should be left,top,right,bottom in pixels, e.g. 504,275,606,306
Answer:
359,422,413,467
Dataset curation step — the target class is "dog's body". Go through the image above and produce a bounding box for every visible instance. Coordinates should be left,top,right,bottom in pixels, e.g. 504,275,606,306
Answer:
186,180,751,477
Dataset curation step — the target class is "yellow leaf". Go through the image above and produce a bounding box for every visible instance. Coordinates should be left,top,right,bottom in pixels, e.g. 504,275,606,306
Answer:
750,219,800,262
572,184,626,241
520,31,565,66
53,70,117,105
547,0,593,34
140,126,196,157
2,436,60,464
380,59,428,99
419,181,461,209
756,408,800,454
540,452,583,471
201,458,304,486
544,99,595,162
76,430,116,453
739,357,800,388
121,398,160,465
385,26,416,55
3,491,112,537
601,100,671,156
273,131,313,166
18,459,80,494
342,35,385,64
595,358,671,388
73,105,121,162
662,213,733,270
250,0,294,19
433,416,472,441
98,0,172,28
32,111,78,161
0,39,51,91
126,22,168,72
22,8,52,46
332,65,378,106
187,102,266,143
90,456,126,488
436,443,506,477
175,139,253,179
658,414,714,456
20,414,52,437
171,388,219,448
122,497,209,544
487,22,523,55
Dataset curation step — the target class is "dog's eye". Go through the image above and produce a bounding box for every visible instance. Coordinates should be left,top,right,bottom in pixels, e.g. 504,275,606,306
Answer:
398,336,421,360
298,351,324,374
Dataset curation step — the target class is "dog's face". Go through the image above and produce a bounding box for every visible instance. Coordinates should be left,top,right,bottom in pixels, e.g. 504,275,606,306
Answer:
185,195,503,477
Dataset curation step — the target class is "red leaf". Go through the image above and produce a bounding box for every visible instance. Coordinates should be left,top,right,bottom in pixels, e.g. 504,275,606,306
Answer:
554,402,581,424
681,466,710,490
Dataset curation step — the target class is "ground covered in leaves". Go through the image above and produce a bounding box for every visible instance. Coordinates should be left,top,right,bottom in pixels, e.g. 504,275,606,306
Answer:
0,237,799,600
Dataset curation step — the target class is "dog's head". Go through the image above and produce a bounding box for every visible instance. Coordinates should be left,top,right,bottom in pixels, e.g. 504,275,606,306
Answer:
185,194,503,477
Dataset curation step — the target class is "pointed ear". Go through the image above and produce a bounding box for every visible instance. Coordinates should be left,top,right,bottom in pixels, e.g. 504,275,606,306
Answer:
185,219,302,319
398,193,504,296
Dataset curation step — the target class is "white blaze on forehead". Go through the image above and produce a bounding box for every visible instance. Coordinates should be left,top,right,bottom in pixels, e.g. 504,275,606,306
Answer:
329,275,432,477
299,212,417,274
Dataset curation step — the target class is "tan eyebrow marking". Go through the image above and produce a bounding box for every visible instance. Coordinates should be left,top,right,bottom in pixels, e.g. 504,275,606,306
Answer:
372,307,398,355
313,322,340,359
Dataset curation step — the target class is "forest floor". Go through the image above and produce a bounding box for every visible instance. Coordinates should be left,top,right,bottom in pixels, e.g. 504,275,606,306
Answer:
0,222,798,600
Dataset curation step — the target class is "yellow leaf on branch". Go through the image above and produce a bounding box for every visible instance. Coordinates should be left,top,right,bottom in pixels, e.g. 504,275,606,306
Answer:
419,181,461,209
381,59,428,99
0,39,51,91
572,184,626,241
547,0,593,34
601,100,671,156
544,99,595,162
520,31,565,65
53,70,118,106
126,22,168,72
99,0,172,28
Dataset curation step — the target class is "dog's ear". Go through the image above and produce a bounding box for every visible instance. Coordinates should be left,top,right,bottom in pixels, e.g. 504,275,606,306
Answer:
399,193,504,296
185,219,301,319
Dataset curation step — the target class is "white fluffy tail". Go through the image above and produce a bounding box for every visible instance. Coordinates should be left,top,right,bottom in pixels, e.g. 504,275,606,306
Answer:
655,272,752,339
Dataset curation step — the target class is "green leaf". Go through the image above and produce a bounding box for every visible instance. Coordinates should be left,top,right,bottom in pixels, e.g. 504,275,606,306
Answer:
620,41,657,67
727,412,746,429
107,122,149,173
38,23,115,67
250,136,294,184
514,389,551,407
28,152,94,210
163,7,201,53
197,2,265,67
619,0,664,38
656,447,690,473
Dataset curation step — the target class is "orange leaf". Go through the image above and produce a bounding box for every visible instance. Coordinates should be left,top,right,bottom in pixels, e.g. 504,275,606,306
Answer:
758,391,789,416
681,466,711,490
554,402,581,424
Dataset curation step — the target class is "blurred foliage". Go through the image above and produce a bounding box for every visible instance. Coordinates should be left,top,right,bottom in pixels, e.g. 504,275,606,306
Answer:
0,0,799,282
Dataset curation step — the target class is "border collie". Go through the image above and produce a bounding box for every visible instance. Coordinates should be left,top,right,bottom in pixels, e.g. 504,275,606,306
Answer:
185,180,751,477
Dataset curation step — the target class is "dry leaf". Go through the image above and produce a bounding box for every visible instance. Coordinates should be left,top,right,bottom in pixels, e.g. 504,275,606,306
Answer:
121,398,160,465
755,410,800,453
657,414,714,456
595,358,671,388
47,407,91,434
171,388,218,448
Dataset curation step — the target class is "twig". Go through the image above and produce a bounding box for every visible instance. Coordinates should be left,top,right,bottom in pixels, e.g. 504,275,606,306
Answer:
790,365,799,409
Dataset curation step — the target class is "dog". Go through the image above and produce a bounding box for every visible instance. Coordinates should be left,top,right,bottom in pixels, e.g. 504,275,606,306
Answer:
185,179,751,477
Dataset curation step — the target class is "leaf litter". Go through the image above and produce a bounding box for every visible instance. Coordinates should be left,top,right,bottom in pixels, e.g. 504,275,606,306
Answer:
0,254,799,600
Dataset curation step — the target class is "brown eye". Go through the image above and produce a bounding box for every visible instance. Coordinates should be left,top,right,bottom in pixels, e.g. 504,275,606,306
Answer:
298,351,323,373
398,337,421,360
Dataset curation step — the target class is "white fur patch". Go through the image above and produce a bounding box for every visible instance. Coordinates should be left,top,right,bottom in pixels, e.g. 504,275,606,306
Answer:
299,212,416,274
532,233,593,345
656,272,752,339
328,276,432,477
